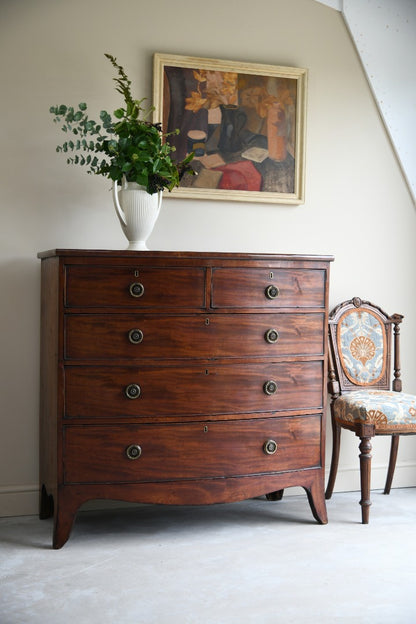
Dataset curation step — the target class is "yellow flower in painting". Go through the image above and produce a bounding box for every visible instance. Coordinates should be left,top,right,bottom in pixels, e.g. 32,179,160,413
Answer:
278,87,294,108
223,72,238,86
240,87,278,118
185,91,208,112
193,69,207,84
221,76,238,98
187,70,238,113
257,94,279,118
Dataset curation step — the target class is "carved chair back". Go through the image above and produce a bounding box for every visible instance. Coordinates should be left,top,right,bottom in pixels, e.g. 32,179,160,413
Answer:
328,297,403,397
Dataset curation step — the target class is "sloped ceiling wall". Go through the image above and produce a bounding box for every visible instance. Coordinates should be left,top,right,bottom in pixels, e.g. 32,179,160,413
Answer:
315,0,416,204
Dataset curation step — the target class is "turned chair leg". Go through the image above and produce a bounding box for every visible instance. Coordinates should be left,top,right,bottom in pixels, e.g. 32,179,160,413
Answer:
384,434,400,495
325,416,341,500
358,435,373,524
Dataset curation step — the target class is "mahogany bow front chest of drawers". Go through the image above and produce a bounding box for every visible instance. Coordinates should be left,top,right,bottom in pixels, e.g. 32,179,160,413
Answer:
38,250,333,548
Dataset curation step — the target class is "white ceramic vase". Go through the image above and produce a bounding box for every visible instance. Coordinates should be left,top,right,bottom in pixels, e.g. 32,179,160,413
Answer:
113,179,162,250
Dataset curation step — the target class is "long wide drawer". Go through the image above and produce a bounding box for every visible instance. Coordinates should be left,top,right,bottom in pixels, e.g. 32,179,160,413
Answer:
64,313,325,360
64,361,324,419
63,415,322,483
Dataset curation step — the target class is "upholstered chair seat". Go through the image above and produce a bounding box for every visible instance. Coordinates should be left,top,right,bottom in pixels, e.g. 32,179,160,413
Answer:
333,390,416,434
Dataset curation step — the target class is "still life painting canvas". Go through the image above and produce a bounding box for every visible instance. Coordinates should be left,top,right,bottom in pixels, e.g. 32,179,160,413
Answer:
153,54,307,204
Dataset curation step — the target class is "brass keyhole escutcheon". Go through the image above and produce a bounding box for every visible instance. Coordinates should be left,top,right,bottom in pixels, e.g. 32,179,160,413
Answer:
125,383,141,400
126,444,142,460
263,380,278,396
265,329,279,344
129,282,144,298
265,285,280,300
263,439,278,455
128,328,144,344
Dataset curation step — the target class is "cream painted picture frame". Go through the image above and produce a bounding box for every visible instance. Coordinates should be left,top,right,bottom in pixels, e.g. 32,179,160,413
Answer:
153,53,307,204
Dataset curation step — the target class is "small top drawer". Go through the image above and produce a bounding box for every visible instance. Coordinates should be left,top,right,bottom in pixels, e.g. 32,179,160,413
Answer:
65,265,206,308
211,268,326,309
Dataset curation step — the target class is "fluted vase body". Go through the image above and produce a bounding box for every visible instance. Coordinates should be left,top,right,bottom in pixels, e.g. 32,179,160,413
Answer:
113,180,162,250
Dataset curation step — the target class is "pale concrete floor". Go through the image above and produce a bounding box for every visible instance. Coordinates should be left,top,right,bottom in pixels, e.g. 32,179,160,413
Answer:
1,489,416,624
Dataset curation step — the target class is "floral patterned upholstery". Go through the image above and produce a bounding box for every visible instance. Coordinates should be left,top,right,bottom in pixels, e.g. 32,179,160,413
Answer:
337,309,386,385
334,307,416,433
334,389,416,434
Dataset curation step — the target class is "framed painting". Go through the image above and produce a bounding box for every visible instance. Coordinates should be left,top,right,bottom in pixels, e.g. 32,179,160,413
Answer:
153,53,307,204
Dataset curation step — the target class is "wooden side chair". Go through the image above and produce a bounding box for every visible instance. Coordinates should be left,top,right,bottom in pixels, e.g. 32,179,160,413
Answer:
325,296,416,523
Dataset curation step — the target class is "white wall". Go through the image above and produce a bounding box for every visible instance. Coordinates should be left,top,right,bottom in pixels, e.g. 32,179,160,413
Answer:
1,0,415,517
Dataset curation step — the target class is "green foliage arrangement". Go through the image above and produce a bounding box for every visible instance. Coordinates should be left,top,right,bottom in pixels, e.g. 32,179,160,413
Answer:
49,53,193,194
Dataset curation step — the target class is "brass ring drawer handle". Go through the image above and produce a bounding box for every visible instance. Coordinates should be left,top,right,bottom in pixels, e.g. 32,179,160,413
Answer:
126,444,142,460
128,328,144,344
265,285,280,300
263,439,278,455
263,380,278,395
129,282,144,298
125,383,141,399
265,329,279,344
